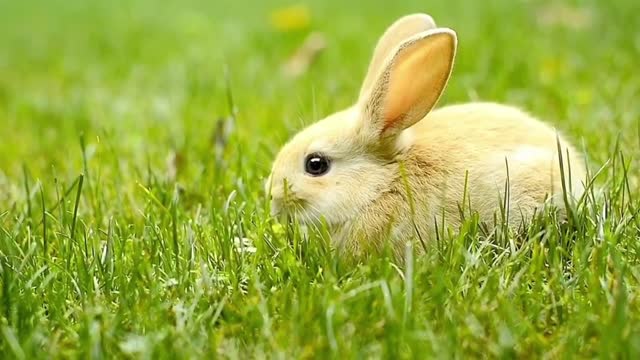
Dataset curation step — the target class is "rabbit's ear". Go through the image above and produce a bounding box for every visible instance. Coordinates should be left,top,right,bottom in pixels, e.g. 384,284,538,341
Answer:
359,14,437,100
359,28,456,139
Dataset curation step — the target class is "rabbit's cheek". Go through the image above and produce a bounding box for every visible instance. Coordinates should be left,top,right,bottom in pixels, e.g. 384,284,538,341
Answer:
306,177,330,190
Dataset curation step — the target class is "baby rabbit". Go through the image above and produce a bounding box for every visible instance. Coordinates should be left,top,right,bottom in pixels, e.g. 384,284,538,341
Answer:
266,14,585,257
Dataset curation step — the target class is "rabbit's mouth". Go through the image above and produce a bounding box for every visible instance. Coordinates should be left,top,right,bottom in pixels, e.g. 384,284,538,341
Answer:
271,195,304,219
270,196,342,230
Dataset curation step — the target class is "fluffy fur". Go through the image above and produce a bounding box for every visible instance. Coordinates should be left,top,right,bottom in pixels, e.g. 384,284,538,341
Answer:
266,14,586,257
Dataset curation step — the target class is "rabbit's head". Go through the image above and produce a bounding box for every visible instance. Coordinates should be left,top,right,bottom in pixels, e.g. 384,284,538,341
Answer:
266,14,457,228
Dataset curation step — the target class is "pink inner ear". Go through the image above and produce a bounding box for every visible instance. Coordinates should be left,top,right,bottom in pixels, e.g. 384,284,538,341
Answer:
382,34,454,133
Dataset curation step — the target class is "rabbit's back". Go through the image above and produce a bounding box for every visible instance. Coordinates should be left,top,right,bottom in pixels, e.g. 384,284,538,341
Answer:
404,102,585,228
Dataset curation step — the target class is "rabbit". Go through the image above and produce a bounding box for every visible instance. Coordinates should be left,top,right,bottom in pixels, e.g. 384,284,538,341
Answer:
266,13,586,257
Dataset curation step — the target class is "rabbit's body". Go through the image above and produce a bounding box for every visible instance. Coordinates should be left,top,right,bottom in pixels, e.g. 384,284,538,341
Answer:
267,14,585,257
331,102,585,255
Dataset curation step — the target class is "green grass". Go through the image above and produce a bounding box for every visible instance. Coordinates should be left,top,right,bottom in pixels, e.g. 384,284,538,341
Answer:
1,0,639,358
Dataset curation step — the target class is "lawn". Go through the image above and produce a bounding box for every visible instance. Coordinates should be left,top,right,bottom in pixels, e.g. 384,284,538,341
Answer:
1,0,639,358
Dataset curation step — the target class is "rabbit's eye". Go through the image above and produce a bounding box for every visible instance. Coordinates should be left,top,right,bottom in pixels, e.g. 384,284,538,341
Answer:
304,153,331,176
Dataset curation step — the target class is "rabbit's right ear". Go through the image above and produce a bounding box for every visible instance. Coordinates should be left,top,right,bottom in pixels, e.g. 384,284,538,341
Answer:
359,14,437,100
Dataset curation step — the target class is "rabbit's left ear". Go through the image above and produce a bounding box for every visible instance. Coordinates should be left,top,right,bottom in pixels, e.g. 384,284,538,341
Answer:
359,28,457,139
359,14,438,100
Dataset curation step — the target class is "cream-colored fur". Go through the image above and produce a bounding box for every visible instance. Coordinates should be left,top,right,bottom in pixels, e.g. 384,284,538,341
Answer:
266,14,586,258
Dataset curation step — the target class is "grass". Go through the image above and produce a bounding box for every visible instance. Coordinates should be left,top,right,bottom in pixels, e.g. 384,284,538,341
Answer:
1,0,639,358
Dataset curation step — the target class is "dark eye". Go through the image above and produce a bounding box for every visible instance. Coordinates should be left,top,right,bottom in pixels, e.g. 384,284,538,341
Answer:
304,152,331,176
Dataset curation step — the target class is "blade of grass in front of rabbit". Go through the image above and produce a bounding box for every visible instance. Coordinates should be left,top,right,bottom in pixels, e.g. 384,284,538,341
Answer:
457,169,471,223
503,157,516,253
282,177,294,245
403,240,414,330
556,134,576,226
398,161,426,253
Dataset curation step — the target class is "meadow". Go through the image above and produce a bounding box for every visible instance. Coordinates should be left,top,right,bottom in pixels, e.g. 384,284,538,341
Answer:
1,0,639,358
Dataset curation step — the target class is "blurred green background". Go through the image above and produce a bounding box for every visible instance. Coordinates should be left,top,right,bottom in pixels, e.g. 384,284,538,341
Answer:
1,0,639,358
